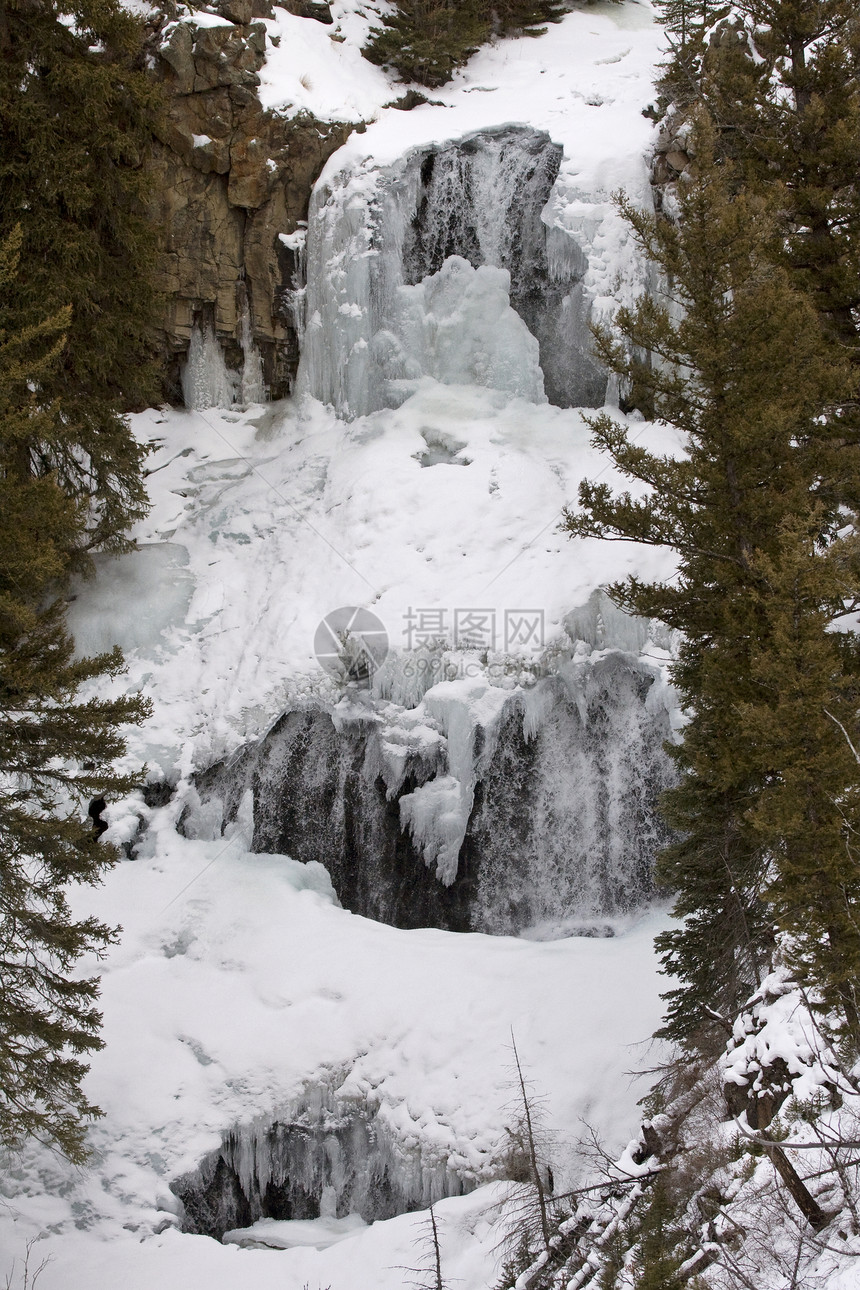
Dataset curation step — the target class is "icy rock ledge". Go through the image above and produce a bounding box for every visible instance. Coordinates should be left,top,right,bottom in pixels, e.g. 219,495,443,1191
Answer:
297,124,607,417
171,1085,480,1240
187,630,677,935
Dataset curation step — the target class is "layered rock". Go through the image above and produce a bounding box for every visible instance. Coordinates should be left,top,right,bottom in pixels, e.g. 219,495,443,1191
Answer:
146,1,353,400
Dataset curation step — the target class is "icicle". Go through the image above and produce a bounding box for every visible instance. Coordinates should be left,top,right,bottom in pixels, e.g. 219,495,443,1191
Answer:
545,224,587,284
171,1082,482,1238
238,296,266,406
181,320,235,410
279,227,308,342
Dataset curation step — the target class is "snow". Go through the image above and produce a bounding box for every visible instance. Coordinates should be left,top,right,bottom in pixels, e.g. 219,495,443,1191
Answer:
257,3,392,121
0,5,688,1288
257,0,660,169
722,972,843,1108
278,228,307,251
327,17,654,193
3,1188,506,1290
70,386,676,779
0,803,671,1288
222,1213,368,1249
181,8,236,28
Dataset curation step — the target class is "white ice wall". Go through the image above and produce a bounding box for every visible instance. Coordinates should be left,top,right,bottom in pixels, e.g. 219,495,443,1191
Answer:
297,128,582,417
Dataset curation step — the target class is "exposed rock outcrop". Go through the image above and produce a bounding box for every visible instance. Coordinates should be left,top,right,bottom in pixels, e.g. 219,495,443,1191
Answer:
185,654,675,936
650,18,752,208
650,105,694,204
146,2,354,400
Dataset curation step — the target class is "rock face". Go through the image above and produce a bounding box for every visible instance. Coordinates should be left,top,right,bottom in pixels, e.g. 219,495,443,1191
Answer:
146,1,353,400
188,654,675,935
171,1086,476,1239
650,105,694,201
298,125,608,418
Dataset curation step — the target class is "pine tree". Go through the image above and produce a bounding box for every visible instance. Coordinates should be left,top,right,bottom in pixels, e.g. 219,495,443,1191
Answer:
660,1,860,363
490,0,567,37
653,0,727,47
0,0,162,551
364,0,491,86
564,125,860,1049
630,1176,686,1290
648,0,860,1042
739,520,860,1032
364,0,565,87
0,227,150,1160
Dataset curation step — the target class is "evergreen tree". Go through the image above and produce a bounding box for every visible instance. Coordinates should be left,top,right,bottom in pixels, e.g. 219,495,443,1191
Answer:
564,128,860,1048
0,227,149,1160
630,1177,687,1290
490,0,567,37
659,1,860,364
740,520,860,1032
364,0,565,87
365,0,491,87
0,0,162,551
653,0,727,47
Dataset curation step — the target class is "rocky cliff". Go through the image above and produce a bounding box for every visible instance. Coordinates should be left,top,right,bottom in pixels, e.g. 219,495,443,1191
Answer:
146,1,355,400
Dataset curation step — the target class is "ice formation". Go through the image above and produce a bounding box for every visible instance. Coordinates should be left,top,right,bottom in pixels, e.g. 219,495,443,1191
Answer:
172,1083,481,1240
181,300,266,411
395,256,545,403
190,625,676,935
181,319,235,410
297,125,607,417
278,226,308,342
238,296,266,406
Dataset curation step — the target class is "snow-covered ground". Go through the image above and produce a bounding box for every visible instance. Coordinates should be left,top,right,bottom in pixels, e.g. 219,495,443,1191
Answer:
66,390,676,777
0,810,670,1288
1,4,684,1287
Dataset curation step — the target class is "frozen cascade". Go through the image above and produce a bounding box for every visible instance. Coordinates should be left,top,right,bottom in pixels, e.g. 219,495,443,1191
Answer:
297,126,606,418
278,227,308,344
180,298,267,411
181,319,235,410
189,638,676,936
238,295,266,406
171,1085,480,1240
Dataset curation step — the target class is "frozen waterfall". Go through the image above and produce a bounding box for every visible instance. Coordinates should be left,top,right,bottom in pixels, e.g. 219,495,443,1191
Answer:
177,133,672,939
297,125,607,418
172,1084,479,1239
181,319,235,411
187,631,676,937
238,295,266,405
181,299,267,411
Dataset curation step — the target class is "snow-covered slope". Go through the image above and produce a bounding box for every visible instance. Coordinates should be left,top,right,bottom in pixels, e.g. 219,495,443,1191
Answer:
1,4,681,1287
66,390,677,775
0,808,671,1288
